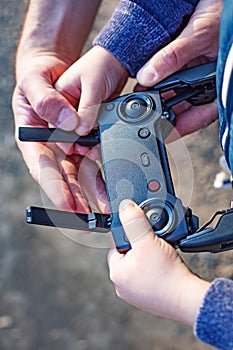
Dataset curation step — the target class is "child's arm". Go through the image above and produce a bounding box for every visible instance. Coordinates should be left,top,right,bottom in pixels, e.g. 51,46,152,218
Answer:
94,0,199,77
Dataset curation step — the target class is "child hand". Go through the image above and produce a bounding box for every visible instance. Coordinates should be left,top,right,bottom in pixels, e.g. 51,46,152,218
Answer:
55,45,129,135
108,199,210,326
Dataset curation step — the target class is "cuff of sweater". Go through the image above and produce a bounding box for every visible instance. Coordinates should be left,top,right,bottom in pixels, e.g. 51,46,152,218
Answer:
93,1,171,77
194,277,233,349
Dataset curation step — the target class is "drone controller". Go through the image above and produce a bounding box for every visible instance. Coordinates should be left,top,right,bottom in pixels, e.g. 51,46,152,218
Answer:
19,61,233,254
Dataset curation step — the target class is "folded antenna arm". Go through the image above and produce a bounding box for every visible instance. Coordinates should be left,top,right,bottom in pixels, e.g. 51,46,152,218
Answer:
26,206,111,233
178,209,233,253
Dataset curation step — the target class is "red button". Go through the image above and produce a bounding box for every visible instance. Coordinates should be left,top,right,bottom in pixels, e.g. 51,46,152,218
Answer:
148,180,161,192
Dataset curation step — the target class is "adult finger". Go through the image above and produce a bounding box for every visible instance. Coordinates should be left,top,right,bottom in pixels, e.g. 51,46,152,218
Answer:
18,140,80,211
77,154,110,213
136,0,222,86
18,68,79,130
56,153,91,213
166,100,218,142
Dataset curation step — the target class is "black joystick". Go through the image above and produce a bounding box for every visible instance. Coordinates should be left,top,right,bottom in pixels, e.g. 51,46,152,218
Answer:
140,199,176,237
118,94,154,123
124,98,147,118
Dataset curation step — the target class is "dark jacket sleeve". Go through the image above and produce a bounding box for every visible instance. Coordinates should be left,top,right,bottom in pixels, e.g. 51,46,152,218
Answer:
194,278,233,349
93,0,198,76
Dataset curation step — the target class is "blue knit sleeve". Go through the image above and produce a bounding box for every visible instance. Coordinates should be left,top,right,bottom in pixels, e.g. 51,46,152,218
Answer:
194,278,233,349
93,0,198,77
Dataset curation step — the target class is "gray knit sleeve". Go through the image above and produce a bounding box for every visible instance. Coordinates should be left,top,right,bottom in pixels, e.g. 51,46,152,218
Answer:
93,0,198,77
194,278,233,349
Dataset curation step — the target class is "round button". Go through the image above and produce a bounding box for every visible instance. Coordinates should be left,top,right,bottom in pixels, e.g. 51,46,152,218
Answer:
105,103,115,111
148,180,161,192
138,128,151,139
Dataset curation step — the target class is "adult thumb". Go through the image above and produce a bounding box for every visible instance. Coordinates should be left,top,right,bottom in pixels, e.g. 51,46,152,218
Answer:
136,36,197,86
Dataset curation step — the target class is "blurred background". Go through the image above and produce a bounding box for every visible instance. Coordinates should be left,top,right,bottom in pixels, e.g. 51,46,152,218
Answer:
0,0,232,349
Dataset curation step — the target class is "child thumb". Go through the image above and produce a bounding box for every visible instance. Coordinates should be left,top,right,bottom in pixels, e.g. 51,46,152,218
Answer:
119,199,155,248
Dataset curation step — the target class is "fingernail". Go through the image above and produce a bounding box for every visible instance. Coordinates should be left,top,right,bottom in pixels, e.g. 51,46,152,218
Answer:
76,122,91,135
119,199,135,212
58,108,78,130
137,63,158,85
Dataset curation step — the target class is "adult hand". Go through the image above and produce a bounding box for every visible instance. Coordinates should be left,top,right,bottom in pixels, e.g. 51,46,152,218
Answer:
12,0,115,213
136,0,222,141
13,54,109,213
108,199,210,325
